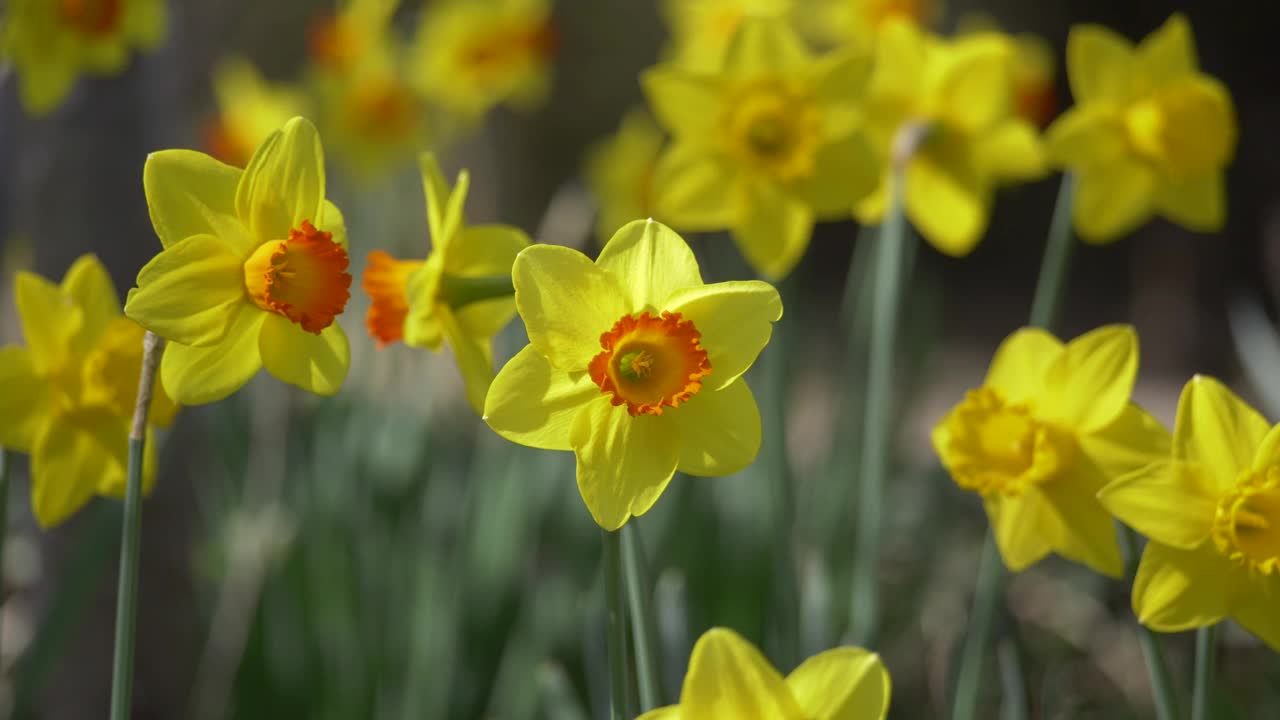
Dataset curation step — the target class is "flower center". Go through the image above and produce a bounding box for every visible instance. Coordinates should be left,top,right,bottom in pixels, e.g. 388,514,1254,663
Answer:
723,79,822,181
59,0,122,36
80,317,146,416
1212,467,1280,575
1124,82,1235,179
460,20,559,77
362,250,425,347
588,311,712,416
243,220,352,334
940,387,1072,496
308,14,361,71
347,80,419,141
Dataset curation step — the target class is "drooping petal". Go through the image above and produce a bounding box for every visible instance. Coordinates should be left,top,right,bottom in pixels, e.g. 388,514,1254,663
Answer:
650,143,738,230
1132,541,1237,632
812,50,871,140
973,121,1046,181
1155,173,1225,233
868,19,927,106
678,628,804,719
786,647,890,720
720,17,812,79
641,68,723,141
932,35,1010,133
14,271,81,374
672,379,761,477
160,304,266,405
1039,325,1137,433
484,345,600,451
1066,24,1136,104
1045,105,1127,169
597,219,703,311
1173,375,1269,491
235,117,325,244
982,327,1063,405
664,281,782,391
732,181,814,280
1135,13,1198,92
143,149,251,252
438,307,494,414
123,234,246,347
1072,160,1156,243
30,415,119,528
1231,576,1280,652
512,245,631,370
1078,402,1172,475
1099,460,1216,549
904,149,990,258
258,314,349,397
0,347,52,452
61,254,121,351
794,135,880,216
984,489,1057,572
1036,458,1125,578
569,397,679,531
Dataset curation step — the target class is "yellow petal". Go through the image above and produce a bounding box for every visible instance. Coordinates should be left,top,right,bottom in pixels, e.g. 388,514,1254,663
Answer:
1078,402,1171,473
1045,105,1127,169
795,135,879,216
0,346,52,451
1173,375,1269,490
641,68,723,141
732,181,813,280
720,17,811,79
983,327,1063,404
985,489,1056,572
812,51,871,140
15,271,82,374
1135,13,1197,92
974,121,1046,181
1072,159,1156,243
569,397,679,531
1231,577,1280,651
665,280,782,391
904,149,990,257
16,56,77,117
786,647,890,720
1155,173,1225,233
1036,457,1125,578
160,304,265,405
512,245,631,370
1133,541,1237,632
143,149,250,252
61,254,121,352
484,345,600,451
420,153,458,252
1039,325,1137,433
1066,24,1135,103
678,627,803,719
124,234,246,347
403,259,445,351
868,19,927,106
1099,460,1216,549
258,314,349,397
30,414,122,529
438,307,494,414
932,35,1010,133
597,219,703,310
650,143,738,230
321,200,349,250
236,117,325,243
672,379,761,477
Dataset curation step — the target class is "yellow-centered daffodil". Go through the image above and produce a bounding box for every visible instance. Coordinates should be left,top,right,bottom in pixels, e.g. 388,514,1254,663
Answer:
585,109,665,246
203,58,309,168
125,116,353,405
484,219,782,530
659,0,792,73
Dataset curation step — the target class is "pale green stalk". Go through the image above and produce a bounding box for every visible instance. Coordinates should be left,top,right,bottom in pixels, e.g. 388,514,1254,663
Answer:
438,274,515,308
109,331,164,720
622,524,663,711
1192,625,1218,720
603,529,630,720
0,447,8,656
1120,527,1180,720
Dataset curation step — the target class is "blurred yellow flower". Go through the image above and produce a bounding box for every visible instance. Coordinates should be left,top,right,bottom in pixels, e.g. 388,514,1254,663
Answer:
125,117,353,404
409,0,557,121
795,0,939,51
363,154,530,413
854,20,1046,256
1099,376,1280,650
660,0,792,73
307,0,399,75
643,18,877,279
0,256,177,527
584,109,665,245
484,219,782,530
203,58,309,168
0,0,165,115
1046,14,1236,242
638,627,890,719
312,48,426,178
932,325,1169,577
956,13,1057,129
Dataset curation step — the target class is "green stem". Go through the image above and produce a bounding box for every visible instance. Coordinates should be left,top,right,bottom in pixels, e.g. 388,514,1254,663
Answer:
1120,526,1180,720
438,273,515,309
762,307,798,669
1192,624,1218,720
539,663,590,720
622,524,663,711
996,634,1028,720
602,529,630,720
109,331,164,720
0,447,8,656
1029,174,1077,329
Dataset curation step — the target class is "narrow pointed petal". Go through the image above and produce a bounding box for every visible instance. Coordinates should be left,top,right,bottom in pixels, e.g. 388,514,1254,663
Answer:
484,345,600,451
236,117,325,243
61,254,121,350
258,314,349,396
597,219,703,311
982,327,1063,404
143,149,251,252
665,281,782,390
1040,325,1137,433
1174,375,1269,490
1099,460,1216,549
787,647,890,720
124,234,247,347
569,397,679,531
1135,13,1198,91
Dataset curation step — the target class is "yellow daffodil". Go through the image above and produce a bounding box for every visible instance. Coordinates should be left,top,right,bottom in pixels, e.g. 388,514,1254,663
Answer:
484,219,782,530
1046,14,1236,242
307,0,399,75
363,154,530,413
932,325,1170,577
409,0,557,121
854,20,1046,256
0,255,177,527
0,0,165,115
1099,376,1280,650
643,18,878,279
203,58,309,168
585,109,665,246
124,116,353,405
795,0,939,51
638,627,890,719
659,0,792,73
956,14,1057,129
311,47,426,178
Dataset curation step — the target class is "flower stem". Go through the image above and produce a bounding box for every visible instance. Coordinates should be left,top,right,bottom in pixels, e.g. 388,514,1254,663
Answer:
1029,174,1077,329
438,273,515,309
1119,526,1180,720
602,528,631,720
622,524,663,711
1192,624,1218,720
109,331,164,720
0,446,8,656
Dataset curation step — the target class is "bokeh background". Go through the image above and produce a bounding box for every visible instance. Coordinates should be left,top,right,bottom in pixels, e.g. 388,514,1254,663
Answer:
2,0,1280,718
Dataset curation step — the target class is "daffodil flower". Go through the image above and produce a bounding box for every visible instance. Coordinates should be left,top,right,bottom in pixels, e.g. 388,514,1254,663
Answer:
585,109,665,246
363,154,530,413
484,219,782,530
1046,14,1236,242
311,48,425,179
795,0,939,51
0,256,177,527
659,0,792,73
1099,376,1280,650
854,19,1046,256
125,117,353,405
955,13,1057,129
638,627,890,719
932,325,1170,577
643,18,878,279
0,0,165,115
307,0,399,75
203,58,309,168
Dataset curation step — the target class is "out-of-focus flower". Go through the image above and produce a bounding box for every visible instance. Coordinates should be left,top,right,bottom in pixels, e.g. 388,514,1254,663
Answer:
363,154,529,413
855,20,1046,256
125,117,353,404
584,109,665,245
932,325,1170,578
1046,14,1236,242
956,13,1057,129
0,0,166,115
643,18,877,279
312,48,426,178
660,0,792,73
409,0,556,121
1100,376,1280,650
0,256,177,527
484,219,782,530
637,627,890,719
794,0,939,51
203,58,309,168
307,0,399,75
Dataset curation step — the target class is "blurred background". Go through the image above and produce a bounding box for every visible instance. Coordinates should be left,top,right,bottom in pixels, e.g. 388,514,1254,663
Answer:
2,0,1280,718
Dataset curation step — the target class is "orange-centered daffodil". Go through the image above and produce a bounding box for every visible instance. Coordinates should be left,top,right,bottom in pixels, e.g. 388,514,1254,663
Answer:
124,116,353,405
203,58,309,168
483,219,782,530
